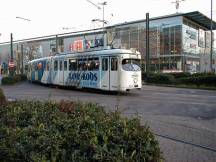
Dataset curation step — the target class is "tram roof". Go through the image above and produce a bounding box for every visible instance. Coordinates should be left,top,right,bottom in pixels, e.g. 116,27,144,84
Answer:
55,48,140,57
28,48,141,62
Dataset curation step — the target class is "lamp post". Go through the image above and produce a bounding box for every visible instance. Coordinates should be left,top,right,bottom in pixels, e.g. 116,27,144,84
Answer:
146,13,150,76
9,33,15,77
15,16,31,75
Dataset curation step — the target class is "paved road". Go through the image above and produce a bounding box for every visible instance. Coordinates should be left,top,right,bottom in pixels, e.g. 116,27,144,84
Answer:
1,82,216,162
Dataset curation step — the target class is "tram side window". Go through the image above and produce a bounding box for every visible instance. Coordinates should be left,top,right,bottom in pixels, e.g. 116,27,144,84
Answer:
54,60,58,71
111,58,118,71
46,62,50,71
41,61,45,70
64,61,67,71
31,64,34,71
37,62,42,70
59,61,63,71
69,59,77,71
78,59,87,71
88,58,99,71
102,58,108,71
34,63,38,71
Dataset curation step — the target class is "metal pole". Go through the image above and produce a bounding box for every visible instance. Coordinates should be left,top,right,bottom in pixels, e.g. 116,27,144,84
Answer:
21,44,24,74
103,3,104,30
146,13,150,75
9,33,14,76
56,35,58,54
210,0,213,72
10,33,13,60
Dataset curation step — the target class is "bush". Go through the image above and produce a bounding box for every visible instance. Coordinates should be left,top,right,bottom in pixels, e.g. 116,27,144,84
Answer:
169,72,191,79
0,88,6,106
16,74,27,81
191,72,216,77
1,74,27,85
179,75,216,87
1,76,16,85
146,73,174,84
0,100,162,162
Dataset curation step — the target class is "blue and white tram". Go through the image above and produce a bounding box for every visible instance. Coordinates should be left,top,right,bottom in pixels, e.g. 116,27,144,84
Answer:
27,48,142,92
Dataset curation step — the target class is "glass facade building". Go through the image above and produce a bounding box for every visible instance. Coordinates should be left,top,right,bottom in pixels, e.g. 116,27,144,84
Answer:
0,11,216,74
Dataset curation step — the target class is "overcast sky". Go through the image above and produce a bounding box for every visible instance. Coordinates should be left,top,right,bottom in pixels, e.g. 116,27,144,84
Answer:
0,0,215,43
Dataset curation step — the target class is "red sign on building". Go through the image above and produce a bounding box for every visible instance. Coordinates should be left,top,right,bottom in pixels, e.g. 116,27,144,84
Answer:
8,60,15,68
70,40,83,52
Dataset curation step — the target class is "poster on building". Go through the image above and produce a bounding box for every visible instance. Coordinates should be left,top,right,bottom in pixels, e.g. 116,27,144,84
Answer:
84,40,94,49
95,38,104,47
70,40,84,52
205,31,211,48
183,26,198,54
198,29,205,48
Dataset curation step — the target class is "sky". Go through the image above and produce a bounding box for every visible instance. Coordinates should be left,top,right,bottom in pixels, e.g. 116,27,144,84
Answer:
0,0,215,43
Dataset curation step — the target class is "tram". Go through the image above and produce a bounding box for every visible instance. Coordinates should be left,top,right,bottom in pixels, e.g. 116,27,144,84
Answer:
27,47,142,92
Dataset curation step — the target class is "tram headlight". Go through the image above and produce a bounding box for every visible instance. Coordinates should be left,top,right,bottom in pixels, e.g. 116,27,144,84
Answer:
133,78,138,83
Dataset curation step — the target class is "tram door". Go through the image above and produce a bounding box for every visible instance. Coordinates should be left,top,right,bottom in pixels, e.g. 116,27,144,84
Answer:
101,57,119,91
58,60,64,85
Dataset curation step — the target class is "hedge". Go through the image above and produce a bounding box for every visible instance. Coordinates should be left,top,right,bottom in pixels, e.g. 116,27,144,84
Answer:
145,73,175,84
0,88,6,106
0,100,163,162
179,75,216,87
143,72,216,87
1,74,27,85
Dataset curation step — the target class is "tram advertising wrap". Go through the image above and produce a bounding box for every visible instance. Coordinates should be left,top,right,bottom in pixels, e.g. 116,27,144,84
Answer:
66,71,99,88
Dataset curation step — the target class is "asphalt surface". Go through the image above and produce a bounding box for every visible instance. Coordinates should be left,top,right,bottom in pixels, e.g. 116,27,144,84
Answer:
1,81,216,162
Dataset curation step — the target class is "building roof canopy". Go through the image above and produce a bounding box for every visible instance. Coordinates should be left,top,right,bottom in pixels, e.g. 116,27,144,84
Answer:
183,11,216,30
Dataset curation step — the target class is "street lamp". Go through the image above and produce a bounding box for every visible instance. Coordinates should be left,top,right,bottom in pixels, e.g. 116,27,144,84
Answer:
86,0,107,30
16,16,31,22
62,27,76,30
98,1,107,30
92,19,108,24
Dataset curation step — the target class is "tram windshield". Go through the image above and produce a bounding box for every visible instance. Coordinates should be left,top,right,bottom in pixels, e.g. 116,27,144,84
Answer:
122,59,141,71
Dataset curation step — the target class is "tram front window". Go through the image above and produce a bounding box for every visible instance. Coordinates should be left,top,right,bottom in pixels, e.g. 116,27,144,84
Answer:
122,59,141,71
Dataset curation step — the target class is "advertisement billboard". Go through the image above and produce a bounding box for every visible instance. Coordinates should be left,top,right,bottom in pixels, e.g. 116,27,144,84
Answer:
205,31,211,48
198,29,205,48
